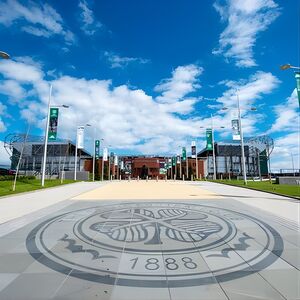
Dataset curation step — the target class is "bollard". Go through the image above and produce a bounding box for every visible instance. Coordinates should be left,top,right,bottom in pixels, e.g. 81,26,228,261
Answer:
221,174,223,180
146,176,148,182
191,174,193,181
110,175,112,181
165,175,167,182
174,174,176,181
200,174,202,180
137,176,139,181
120,175,121,181
183,175,185,181
156,176,158,182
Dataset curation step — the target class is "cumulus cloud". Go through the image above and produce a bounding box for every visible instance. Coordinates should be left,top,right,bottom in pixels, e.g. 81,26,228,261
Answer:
0,141,10,165
268,89,299,133
0,0,75,44
78,0,102,35
270,131,300,172
104,51,150,69
214,71,280,138
217,71,280,108
155,65,203,104
0,58,205,155
213,0,280,67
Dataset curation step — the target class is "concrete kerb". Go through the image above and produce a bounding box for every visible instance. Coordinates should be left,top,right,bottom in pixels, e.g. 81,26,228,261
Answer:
0,181,105,200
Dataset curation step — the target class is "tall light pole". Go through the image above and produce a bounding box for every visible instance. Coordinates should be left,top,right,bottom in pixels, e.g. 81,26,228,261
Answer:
221,103,256,185
236,92,247,185
74,123,91,181
200,123,225,180
211,114,216,180
92,127,96,182
41,85,52,187
41,84,69,186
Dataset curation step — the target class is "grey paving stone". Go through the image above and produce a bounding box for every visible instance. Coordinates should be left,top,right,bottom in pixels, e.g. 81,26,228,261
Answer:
0,273,69,300
0,273,19,292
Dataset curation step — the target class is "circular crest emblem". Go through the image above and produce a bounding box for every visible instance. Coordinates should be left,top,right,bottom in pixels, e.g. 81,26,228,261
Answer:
26,203,283,287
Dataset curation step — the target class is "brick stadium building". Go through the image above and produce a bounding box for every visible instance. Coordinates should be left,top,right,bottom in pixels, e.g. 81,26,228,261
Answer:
84,156,205,180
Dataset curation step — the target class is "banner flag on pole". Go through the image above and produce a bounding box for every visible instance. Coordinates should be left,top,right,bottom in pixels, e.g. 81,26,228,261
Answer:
176,155,181,164
95,140,100,159
48,107,59,141
191,141,196,158
295,72,300,107
182,147,186,161
103,148,108,161
114,155,118,166
206,129,213,150
76,126,85,149
231,119,241,141
172,156,176,166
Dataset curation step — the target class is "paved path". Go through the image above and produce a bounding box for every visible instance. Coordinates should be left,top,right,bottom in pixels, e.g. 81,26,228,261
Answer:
0,180,299,300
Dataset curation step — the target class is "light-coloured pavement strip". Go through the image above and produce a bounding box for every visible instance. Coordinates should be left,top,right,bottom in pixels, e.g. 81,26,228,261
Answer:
0,180,299,300
72,180,220,200
0,181,102,224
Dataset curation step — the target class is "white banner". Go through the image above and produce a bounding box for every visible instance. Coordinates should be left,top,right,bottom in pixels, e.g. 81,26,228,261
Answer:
114,155,118,166
231,119,241,141
76,126,85,149
103,148,108,161
120,160,124,170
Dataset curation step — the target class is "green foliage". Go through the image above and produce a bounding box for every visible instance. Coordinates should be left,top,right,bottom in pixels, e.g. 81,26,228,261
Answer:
0,179,75,197
214,179,300,199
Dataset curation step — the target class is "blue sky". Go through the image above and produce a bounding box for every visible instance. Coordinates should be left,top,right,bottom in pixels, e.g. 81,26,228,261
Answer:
0,0,299,171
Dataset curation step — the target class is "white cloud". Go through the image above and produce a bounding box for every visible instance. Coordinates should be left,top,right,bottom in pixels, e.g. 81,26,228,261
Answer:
0,59,206,155
214,71,280,137
0,80,26,101
0,141,10,165
213,0,280,67
268,89,299,133
155,65,203,104
0,119,6,132
104,51,150,69
270,131,300,172
0,0,75,44
79,0,102,35
217,71,280,108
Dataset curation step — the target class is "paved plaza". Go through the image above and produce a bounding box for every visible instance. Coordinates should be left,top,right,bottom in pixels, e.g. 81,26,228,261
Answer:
0,180,299,299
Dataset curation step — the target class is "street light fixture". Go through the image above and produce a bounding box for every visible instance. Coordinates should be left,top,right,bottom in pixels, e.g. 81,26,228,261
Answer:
280,64,300,71
41,84,69,187
0,51,10,59
280,63,300,107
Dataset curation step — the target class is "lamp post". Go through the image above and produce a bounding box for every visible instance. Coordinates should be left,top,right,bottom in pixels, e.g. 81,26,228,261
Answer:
200,122,225,180
222,98,257,185
41,84,69,186
236,92,247,185
74,123,91,181
280,64,300,107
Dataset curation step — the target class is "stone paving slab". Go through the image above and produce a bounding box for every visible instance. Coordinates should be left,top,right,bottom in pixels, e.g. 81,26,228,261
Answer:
0,181,299,299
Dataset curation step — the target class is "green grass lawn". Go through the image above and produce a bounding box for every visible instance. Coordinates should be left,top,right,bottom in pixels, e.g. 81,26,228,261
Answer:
0,179,76,197
213,179,300,199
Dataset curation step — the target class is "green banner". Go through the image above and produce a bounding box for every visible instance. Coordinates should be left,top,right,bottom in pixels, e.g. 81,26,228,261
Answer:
172,156,176,166
206,128,213,150
48,107,59,141
295,72,300,107
95,140,100,159
182,147,186,161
